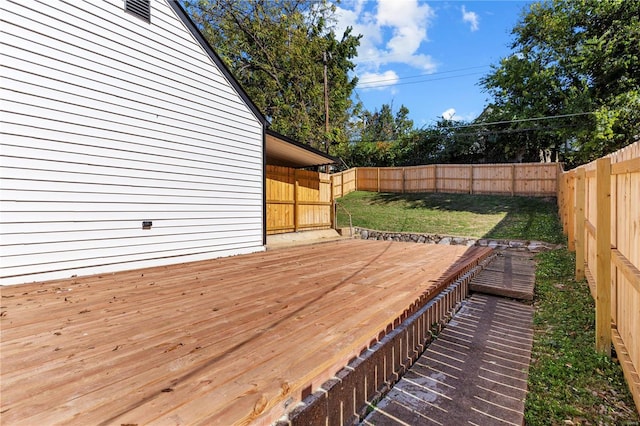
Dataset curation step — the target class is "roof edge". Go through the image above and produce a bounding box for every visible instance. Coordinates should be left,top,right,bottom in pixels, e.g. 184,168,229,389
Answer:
266,129,339,166
168,1,267,125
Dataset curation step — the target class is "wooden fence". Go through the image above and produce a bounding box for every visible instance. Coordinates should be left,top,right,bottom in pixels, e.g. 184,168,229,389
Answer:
557,141,640,411
266,165,333,235
332,163,559,198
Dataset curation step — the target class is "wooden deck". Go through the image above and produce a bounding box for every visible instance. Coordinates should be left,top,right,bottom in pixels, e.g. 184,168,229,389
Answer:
1,239,489,426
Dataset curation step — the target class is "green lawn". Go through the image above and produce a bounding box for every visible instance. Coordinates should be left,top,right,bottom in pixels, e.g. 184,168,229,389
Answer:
527,250,639,424
336,191,564,243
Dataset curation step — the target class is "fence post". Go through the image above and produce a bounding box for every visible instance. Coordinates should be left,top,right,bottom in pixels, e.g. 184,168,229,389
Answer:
556,163,562,206
469,165,473,194
567,173,576,251
331,199,336,230
575,168,586,280
434,165,438,193
331,174,336,199
355,167,358,192
377,167,381,192
511,164,516,196
294,169,299,232
402,168,405,193
595,157,611,356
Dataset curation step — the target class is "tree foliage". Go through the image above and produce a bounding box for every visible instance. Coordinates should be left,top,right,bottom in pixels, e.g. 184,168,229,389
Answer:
185,0,639,167
339,0,640,168
184,0,360,151
335,103,414,167
336,104,484,168
481,0,640,166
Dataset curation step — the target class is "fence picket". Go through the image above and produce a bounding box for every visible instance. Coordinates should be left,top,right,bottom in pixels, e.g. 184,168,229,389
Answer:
558,141,640,411
334,163,558,197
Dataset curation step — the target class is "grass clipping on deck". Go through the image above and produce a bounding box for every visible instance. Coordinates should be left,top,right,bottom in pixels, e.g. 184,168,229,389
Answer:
527,249,639,425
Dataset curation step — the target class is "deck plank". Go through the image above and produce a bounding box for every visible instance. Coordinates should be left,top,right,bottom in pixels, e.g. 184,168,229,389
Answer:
1,239,489,425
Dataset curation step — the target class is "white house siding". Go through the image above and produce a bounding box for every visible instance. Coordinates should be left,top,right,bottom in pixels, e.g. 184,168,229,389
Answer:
0,0,265,285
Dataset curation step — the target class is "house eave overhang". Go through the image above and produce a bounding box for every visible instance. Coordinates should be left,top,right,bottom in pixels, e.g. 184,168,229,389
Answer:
265,129,338,168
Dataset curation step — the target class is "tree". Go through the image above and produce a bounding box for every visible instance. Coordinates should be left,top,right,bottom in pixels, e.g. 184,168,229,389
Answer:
185,0,361,151
337,103,414,167
481,0,640,166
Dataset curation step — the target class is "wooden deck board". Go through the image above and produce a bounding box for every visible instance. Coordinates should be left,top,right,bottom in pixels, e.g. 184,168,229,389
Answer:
1,240,489,425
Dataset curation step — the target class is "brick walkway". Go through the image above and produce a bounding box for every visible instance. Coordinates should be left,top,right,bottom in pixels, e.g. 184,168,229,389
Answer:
363,252,535,426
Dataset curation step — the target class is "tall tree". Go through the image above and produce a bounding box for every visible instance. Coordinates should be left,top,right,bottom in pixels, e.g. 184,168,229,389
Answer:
481,0,640,165
338,103,414,167
184,0,360,151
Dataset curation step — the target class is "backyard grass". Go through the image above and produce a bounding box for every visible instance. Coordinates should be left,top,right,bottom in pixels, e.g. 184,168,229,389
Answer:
336,191,564,243
336,190,639,423
528,249,639,424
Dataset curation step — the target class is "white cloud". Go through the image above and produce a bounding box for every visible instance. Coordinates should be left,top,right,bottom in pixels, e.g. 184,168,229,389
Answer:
334,0,437,88
441,109,478,122
441,108,456,120
376,0,434,67
357,70,399,91
461,6,479,32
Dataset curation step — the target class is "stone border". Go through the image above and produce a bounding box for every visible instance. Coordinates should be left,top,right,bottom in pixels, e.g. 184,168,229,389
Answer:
353,227,562,253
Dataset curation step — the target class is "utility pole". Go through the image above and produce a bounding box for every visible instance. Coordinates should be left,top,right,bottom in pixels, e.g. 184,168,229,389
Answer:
323,51,330,153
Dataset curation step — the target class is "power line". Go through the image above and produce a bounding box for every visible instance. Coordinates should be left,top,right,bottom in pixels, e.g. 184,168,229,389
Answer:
355,64,491,85
357,71,486,89
443,111,595,130
346,112,595,144
347,124,572,144
452,124,581,137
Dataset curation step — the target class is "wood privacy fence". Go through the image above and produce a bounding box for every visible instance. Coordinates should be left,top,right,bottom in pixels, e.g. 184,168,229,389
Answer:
332,163,559,198
266,165,333,235
557,141,640,411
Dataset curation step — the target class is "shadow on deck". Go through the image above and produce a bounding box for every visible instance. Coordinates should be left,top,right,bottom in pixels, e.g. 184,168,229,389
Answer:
1,240,492,426
362,249,536,426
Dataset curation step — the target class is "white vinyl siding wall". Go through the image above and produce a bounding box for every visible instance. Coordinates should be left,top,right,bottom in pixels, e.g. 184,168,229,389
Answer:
0,0,265,285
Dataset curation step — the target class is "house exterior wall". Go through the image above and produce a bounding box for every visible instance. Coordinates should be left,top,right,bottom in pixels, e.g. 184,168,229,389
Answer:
0,0,265,285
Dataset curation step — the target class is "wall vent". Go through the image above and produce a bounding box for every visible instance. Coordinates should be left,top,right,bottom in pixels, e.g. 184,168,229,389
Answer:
125,0,150,22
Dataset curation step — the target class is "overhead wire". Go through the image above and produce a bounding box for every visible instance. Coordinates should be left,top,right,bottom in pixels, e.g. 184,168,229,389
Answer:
346,112,594,144
354,64,492,85
442,111,595,130
357,71,487,89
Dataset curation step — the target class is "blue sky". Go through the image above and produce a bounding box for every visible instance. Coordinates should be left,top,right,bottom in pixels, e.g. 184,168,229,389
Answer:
333,0,532,127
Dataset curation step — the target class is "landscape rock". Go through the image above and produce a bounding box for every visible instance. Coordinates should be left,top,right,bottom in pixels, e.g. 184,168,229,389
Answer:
352,227,559,253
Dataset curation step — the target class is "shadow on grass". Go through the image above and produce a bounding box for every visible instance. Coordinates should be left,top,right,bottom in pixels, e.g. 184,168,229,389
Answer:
371,192,524,215
367,192,564,243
